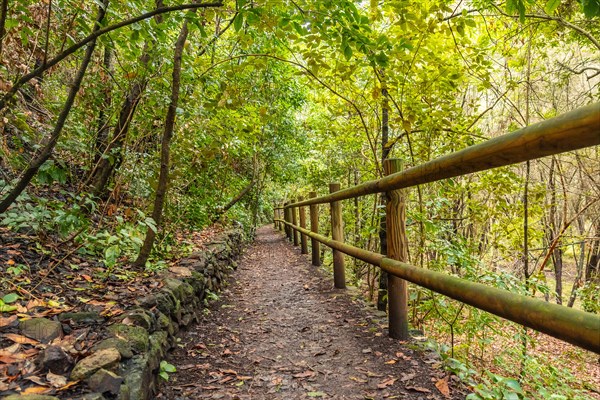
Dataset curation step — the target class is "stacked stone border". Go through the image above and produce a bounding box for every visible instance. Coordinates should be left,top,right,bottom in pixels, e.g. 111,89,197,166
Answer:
5,228,244,400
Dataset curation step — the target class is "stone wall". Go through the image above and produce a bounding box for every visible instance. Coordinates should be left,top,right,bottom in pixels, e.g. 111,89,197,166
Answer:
7,228,244,400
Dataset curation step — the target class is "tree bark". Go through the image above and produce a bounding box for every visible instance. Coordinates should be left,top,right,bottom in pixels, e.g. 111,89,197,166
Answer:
133,19,189,268
377,72,391,311
93,46,113,166
0,1,107,214
0,0,8,59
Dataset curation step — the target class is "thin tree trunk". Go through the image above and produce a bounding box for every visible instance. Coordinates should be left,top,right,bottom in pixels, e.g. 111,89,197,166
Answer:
585,221,600,282
211,178,256,223
133,19,189,268
547,158,564,304
0,1,107,214
0,0,8,59
93,46,113,166
377,71,390,311
40,0,52,83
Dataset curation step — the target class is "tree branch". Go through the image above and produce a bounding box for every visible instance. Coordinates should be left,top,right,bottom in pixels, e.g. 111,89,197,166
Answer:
0,1,224,110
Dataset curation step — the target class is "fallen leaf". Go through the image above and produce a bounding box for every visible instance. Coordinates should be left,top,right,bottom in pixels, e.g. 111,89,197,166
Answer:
218,376,235,384
406,385,431,393
271,377,283,385
3,333,39,345
400,373,416,382
0,315,18,328
47,371,67,388
350,376,368,383
435,376,450,397
307,391,327,397
377,377,397,389
57,380,80,391
23,386,51,394
81,275,93,282
219,369,237,375
384,360,397,365
292,370,315,379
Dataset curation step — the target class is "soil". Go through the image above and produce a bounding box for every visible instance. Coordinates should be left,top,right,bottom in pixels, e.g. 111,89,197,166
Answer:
157,226,467,400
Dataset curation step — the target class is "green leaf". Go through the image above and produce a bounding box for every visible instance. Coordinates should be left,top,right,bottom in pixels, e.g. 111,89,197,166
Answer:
503,379,524,394
144,217,158,233
233,13,244,31
581,0,600,17
545,0,560,14
160,360,177,373
307,392,327,397
0,301,17,312
343,45,353,61
2,293,20,304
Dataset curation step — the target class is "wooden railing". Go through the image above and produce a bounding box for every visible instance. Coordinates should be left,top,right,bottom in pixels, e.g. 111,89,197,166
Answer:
274,103,600,354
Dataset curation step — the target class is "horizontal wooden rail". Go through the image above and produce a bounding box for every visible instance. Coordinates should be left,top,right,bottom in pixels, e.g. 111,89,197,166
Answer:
287,103,600,208
277,219,600,354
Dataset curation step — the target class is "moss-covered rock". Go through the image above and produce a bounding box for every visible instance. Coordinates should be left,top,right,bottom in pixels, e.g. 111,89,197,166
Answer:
92,338,134,359
70,348,121,381
107,324,149,353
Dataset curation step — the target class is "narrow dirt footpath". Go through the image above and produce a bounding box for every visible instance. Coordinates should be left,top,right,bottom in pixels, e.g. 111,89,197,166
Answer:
158,226,465,399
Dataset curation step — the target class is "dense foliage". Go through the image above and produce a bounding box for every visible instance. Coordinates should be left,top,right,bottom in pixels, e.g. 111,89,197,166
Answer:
0,0,598,398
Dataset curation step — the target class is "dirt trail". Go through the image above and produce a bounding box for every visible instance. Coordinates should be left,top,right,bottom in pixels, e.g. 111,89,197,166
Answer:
158,226,465,399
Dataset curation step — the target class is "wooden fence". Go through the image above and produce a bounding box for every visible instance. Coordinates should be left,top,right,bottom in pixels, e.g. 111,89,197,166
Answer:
274,103,600,354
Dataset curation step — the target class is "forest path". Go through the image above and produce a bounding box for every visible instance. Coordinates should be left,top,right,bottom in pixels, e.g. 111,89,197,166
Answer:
157,226,465,399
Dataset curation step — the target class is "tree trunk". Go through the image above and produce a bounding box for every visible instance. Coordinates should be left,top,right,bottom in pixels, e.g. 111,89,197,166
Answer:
0,1,107,214
89,0,163,197
547,157,564,304
585,221,600,282
377,72,390,311
211,178,256,223
0,0,8,59
93,46,113,166
132,19,189,268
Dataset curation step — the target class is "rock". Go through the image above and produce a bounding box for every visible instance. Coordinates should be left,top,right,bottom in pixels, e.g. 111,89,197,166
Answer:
122,354,154,400
87,369,123,395
119,310,154,331
168,266,192,277
20,318,62,343
70,348,121,381
37,345,73,374
92,338,134,359
58,312,104,324
107,324,149,353
118,383,131,400
153,292,175,316
3,396,60,400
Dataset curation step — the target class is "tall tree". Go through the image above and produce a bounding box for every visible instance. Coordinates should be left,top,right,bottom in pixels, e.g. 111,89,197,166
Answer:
133,16,191,268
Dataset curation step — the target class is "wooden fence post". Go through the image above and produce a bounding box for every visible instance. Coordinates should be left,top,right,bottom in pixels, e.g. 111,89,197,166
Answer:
273,207,277,229
299,197,308,254
284,203,292,241
329,183,345,289
309,192,321,266
292,200,299,246
384,159,409,340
